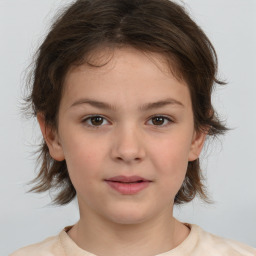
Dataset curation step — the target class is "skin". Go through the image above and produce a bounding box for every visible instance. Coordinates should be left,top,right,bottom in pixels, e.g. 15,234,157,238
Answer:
38,47,206,256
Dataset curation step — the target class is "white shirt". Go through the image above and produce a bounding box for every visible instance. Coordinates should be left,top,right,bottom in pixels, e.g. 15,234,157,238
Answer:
10,224,256,256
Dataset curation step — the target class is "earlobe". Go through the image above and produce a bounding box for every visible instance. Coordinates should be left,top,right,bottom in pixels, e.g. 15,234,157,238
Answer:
188,130,207,161
37,113,65,161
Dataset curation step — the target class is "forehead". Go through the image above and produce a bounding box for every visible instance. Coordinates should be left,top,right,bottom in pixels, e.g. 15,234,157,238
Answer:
61,47,190,111
67,46,183,83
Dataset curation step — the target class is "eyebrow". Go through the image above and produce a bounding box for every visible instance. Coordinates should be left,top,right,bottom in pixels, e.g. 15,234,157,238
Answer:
70,98,184,111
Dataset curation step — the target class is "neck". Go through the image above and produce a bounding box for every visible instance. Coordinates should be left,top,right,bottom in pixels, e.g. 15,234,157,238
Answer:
68,206,190,256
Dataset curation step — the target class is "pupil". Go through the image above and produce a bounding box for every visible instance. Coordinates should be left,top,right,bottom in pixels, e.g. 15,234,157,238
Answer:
92,116,103,125
153,117,164,125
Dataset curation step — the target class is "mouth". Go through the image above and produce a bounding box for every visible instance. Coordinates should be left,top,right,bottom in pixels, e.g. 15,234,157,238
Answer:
104,176,152,195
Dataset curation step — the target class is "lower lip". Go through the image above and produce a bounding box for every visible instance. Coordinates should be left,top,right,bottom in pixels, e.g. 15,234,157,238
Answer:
105,181,150,195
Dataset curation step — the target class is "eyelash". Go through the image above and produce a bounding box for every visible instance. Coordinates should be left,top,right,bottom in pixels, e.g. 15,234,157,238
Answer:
81,115,174,129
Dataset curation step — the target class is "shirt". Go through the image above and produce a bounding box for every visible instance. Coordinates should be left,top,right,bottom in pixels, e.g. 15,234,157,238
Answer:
10,224,256,256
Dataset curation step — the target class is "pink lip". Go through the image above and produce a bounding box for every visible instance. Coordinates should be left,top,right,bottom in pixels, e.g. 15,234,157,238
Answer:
105,175,151,195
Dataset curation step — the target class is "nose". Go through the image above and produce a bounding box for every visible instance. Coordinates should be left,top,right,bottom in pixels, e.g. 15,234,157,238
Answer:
110,125,146,164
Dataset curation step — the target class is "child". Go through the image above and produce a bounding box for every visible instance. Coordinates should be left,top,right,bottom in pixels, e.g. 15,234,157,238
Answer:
11,0,256,255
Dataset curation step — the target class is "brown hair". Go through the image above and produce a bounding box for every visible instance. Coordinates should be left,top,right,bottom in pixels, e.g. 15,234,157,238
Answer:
26,0,227,205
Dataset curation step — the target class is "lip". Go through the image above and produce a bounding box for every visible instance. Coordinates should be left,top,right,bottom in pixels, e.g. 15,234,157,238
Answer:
104,175,152,195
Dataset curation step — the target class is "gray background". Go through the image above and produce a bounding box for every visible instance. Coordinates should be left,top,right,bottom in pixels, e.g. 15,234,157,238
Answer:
1,0,255,255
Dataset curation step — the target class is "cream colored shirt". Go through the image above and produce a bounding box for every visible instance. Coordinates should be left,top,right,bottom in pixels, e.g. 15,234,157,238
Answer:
10,224,256,256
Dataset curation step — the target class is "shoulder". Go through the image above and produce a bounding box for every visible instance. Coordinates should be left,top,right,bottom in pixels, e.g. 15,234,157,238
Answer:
190,224,256,256
9,233,64,256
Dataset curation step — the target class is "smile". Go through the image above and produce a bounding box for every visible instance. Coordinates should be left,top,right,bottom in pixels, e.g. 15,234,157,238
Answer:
104,175,152,195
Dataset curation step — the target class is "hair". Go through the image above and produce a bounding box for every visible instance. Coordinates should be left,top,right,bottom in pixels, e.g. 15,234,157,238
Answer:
25,0,228,205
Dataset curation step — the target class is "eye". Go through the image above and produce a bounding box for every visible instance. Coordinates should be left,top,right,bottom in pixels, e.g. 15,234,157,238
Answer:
82,115,173,128
82,115,109,128
147,115,173,127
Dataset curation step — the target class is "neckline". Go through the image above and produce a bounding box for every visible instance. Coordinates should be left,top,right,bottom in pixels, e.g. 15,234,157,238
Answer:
59,223,200,256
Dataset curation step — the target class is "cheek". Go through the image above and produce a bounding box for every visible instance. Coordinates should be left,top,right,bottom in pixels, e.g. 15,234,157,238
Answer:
149,132,192,183
61,135,106,187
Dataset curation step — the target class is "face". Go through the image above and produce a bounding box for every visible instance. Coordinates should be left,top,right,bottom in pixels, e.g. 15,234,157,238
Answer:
39,47,205,225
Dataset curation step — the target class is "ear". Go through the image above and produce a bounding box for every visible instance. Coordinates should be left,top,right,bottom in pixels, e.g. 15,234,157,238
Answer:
188,130,207,161
37,113,65,161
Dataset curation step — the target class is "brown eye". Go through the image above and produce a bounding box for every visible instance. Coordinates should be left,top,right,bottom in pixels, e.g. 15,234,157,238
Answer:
148,116,172,127
83,115,109,128
152,116,165,125
91,116,104,126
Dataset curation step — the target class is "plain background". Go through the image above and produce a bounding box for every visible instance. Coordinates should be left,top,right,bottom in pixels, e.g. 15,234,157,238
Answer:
1,0,255,255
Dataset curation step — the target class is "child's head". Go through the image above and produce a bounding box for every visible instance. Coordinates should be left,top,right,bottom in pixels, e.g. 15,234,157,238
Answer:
28,0,227,206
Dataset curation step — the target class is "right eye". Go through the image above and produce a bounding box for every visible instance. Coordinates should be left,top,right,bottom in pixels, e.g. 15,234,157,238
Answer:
82,115,110,128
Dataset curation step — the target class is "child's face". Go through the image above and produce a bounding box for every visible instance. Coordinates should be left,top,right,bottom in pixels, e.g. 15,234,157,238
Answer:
42,47,205,224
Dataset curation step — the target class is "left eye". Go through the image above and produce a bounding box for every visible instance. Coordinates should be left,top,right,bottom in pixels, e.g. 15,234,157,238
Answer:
147,116,173,126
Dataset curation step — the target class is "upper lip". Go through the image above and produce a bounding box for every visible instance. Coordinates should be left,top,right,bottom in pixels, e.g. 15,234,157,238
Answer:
105,175,151,183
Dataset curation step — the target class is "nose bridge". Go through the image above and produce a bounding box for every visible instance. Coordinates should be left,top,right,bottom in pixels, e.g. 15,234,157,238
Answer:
111,122,145,163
